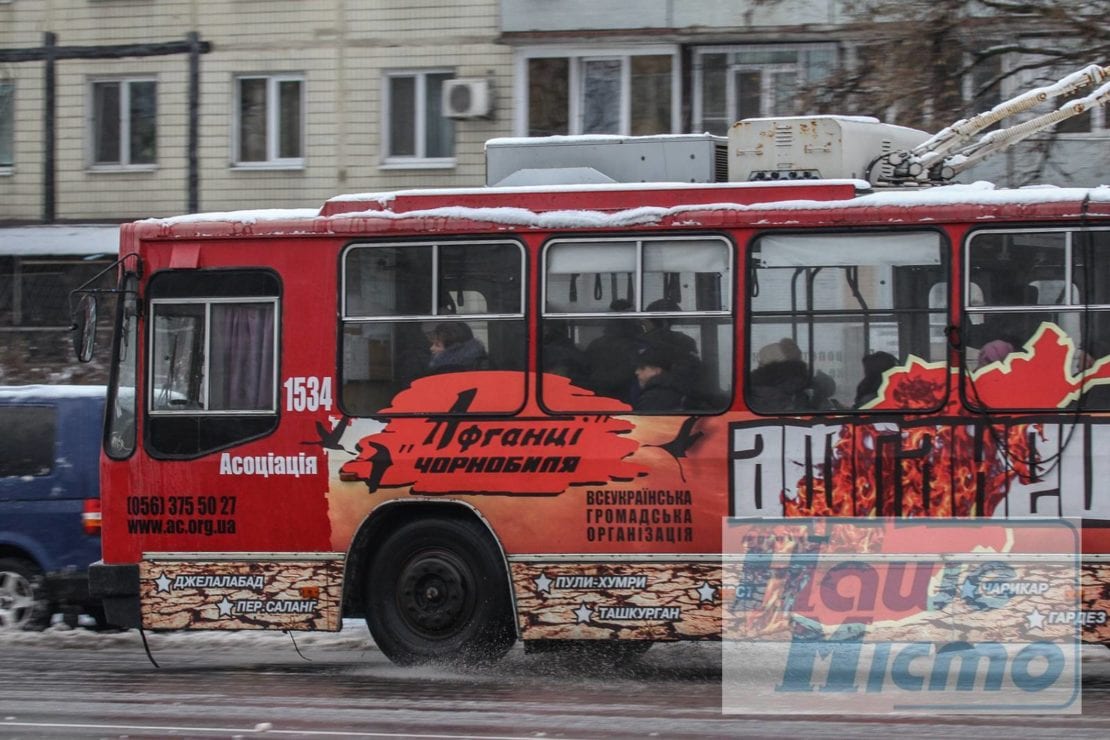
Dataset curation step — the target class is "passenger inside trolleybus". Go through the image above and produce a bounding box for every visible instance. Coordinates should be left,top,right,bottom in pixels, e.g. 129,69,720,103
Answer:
427,322,489,374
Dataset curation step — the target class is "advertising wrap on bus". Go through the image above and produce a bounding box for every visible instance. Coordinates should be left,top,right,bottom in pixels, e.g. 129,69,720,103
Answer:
79,99,1110,696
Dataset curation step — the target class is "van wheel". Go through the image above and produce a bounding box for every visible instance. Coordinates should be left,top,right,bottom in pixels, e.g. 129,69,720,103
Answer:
0,558,51,632
365,517,516,666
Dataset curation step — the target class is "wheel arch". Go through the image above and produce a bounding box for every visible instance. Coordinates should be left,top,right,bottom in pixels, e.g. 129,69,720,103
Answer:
341,498,518,637
0,540,47,573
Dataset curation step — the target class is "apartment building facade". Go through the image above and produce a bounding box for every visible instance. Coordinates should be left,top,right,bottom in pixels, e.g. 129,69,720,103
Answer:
1,0,512,223
3,0,1106,223
0,0,1105,382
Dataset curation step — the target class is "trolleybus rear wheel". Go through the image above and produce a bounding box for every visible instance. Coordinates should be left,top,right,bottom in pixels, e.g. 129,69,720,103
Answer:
365,517,516,666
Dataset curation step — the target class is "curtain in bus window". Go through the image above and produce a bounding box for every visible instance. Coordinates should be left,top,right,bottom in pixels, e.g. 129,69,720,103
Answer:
209,302,275,411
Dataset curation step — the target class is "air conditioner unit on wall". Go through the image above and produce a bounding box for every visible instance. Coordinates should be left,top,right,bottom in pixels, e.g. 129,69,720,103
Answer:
442,79,493,119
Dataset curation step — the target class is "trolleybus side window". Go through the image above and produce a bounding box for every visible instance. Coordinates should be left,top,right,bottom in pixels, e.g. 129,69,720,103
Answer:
340,240,526,415
748,230,946,412
146,269,280,458
541,235,732,413
965,227,1110,410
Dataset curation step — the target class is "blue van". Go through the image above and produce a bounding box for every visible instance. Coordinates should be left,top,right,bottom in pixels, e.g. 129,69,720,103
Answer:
0,385,105,631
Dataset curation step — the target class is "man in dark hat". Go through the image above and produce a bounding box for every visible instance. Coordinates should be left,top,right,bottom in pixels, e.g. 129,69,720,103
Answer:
633,347,687,412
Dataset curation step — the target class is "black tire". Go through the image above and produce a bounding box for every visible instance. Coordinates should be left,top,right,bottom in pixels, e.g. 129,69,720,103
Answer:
365,517,516,666
0,557,51,632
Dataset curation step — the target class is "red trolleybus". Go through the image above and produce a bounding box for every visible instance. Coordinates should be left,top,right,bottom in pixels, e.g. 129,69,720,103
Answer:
83,74,1110,665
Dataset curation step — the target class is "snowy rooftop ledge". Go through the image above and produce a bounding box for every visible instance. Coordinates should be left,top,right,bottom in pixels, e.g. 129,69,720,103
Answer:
0,224,121,256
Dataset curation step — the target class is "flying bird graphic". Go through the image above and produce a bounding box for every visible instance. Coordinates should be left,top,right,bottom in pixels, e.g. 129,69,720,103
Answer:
647,416,704,482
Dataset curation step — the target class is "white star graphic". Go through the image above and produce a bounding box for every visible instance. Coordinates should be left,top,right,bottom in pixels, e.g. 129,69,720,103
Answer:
534,573,552,594
154,573,172,593
1026,608,1047,631
217,597,234,618
574,602,593,624
696,581,717,603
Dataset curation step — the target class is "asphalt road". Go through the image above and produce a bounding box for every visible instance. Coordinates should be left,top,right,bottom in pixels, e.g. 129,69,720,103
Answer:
2,624,1110,739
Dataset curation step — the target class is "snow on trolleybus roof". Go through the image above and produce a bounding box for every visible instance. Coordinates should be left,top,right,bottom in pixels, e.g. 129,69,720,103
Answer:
130,180,1110,242
128,64,1108,239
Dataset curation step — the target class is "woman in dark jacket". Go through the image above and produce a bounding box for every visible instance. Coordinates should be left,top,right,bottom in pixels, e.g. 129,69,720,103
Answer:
427,322,488,373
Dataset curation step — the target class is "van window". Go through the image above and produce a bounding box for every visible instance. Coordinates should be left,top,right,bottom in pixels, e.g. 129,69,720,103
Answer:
0,406,55,477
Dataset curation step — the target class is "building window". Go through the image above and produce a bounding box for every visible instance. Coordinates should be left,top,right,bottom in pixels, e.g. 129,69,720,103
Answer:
519,48,677,136
0,81,13,169
90,78,157,167
693,45,836,136
383,70,455,164
235,75,304,166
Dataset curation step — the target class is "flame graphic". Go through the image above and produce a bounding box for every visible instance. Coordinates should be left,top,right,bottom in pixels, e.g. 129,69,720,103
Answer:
787,322,1106,519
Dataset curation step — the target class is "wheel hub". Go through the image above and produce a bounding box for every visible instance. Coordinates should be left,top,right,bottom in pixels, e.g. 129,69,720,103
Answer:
0,570,34,630
397,553,469,634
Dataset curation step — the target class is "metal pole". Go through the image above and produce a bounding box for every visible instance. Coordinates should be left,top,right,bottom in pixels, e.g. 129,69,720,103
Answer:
43,32,56,223
187,32,200,213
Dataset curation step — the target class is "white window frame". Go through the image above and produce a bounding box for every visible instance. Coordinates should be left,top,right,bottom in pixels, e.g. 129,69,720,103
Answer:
232,73,305,169
380,69,456,169
148,296,280,416
341,240,526,321
691,43,837,136
87,76,158,171
513,45,680,137
0,79,13,174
